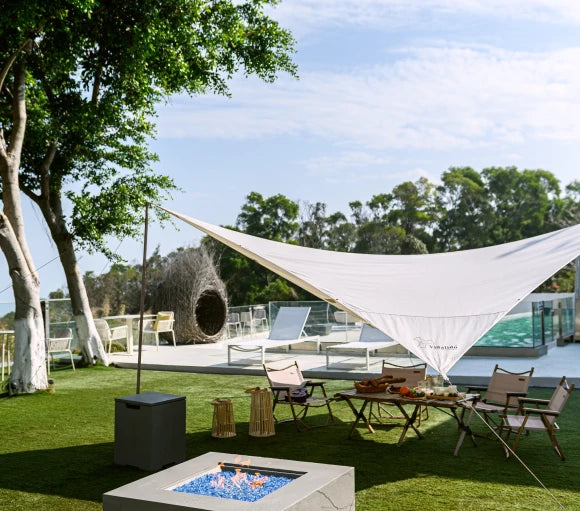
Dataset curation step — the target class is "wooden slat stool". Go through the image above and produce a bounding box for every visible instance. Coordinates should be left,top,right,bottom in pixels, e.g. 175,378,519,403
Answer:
211,399,236,438
246,387,275,437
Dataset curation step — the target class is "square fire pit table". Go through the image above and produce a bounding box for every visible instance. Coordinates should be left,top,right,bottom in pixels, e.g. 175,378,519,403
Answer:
103,451,355,510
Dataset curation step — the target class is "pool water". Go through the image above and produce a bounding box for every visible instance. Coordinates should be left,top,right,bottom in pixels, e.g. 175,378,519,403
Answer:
476,314,534,348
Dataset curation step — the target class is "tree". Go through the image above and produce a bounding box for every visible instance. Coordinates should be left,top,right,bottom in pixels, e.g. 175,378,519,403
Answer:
482,166,560,243
325,212,357,252
349,180,435,256
238,192,299,242
435,167,492,251
388,177,438,253
207,192,307,305
298,201,327,249
0,0,297,381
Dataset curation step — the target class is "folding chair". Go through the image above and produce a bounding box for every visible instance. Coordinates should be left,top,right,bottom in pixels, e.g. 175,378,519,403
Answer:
263,361,335,432
499,376,574,460
466,364,534,435
369,361,429,426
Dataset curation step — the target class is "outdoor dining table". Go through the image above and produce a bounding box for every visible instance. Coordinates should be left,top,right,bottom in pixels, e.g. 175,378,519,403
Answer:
1,330,14,381
102,314,155,355
335,389,480,456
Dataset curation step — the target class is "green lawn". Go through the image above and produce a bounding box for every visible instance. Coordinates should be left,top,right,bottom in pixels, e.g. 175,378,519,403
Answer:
0,366,578,510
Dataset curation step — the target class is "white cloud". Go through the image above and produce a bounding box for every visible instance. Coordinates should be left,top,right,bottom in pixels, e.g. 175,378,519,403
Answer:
157,45,580,153
305,151,391,173
269,0,580,33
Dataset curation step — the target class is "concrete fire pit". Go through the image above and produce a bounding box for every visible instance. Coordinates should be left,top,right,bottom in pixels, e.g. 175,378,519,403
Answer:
103,451,355,510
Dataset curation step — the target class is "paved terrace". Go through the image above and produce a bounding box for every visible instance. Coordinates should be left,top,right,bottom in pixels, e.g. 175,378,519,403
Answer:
110,330,580,388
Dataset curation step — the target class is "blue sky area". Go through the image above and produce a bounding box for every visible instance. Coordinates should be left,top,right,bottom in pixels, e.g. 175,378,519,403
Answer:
2,0,580,301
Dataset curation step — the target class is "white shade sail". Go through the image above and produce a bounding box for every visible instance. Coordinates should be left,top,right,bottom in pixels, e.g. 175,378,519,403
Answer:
162,206,580,377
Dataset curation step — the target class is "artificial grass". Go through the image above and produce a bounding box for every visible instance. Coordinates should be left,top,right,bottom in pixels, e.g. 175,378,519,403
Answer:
0,366,579,510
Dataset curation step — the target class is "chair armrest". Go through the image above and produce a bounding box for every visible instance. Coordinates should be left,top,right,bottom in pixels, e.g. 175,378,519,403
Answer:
517,397,550,405
505,391,528,398
110,326,128,337
521,407,560,417
270,386,291,392
305,381,326,387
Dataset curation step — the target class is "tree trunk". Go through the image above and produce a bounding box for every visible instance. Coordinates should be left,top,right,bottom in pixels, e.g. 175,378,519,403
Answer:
0,212,46,394
0,57,47,394
53,231,109,365
20,134,109,365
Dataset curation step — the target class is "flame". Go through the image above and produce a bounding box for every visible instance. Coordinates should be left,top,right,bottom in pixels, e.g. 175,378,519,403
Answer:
211,474,227,489
250,475,269,488
234,455,242,464
241,459,251,467
209,465,270,493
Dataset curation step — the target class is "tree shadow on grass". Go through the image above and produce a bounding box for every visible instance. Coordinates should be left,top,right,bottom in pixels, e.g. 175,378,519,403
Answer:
0,411,578,505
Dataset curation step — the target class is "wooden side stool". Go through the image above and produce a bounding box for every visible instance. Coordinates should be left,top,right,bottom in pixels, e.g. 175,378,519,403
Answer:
246,387,275,437
211,398,236,438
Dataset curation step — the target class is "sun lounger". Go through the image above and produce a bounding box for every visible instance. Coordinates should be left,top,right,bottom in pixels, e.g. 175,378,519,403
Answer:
326,324,397,371
227,307,320,366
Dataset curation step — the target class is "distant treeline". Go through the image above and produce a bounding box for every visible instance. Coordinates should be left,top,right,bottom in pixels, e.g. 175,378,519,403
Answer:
83,166,580,311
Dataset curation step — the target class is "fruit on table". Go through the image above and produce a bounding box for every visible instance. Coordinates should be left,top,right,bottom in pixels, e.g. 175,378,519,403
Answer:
400,386,410,396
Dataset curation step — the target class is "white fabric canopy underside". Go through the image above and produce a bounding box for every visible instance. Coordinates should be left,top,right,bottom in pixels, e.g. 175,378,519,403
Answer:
162,207,580,377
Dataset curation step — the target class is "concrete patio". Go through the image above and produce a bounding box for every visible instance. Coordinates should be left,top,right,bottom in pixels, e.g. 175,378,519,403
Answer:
110,331,580,388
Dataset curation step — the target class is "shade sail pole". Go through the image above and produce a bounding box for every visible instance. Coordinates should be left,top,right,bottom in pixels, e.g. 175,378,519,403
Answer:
136,202,149,394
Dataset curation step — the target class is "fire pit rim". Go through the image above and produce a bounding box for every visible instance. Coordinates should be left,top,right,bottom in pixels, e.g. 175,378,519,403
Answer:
103,451,355,511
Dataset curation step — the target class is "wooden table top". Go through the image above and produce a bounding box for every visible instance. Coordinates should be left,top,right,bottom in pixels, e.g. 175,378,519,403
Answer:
335,388,478,408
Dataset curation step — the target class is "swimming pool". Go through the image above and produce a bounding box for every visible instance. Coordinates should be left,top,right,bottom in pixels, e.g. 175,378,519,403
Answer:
476,313,535,348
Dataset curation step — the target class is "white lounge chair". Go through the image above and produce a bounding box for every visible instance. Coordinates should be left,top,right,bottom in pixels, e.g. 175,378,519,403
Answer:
326,324,397,371
227,307,320,366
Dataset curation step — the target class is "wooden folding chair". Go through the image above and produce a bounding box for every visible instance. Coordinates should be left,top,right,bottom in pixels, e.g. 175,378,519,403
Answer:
263,361,334,432
498,376,574,460
465,364,534,435
369,361,429,426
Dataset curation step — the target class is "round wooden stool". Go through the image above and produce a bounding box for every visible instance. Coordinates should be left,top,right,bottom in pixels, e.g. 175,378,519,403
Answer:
210,398,236,438
246,387,275,437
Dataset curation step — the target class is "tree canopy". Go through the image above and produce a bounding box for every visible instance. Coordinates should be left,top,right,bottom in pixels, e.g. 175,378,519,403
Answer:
86,167,580,311
1,0,297,257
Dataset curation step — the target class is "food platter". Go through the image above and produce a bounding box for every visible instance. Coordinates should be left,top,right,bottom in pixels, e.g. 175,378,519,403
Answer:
354,382,389,393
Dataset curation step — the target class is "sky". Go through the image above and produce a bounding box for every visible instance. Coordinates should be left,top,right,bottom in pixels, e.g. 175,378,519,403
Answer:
3,0,580,302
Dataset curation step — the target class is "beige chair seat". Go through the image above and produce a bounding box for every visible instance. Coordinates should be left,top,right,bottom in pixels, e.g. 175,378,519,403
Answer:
502,414,560,432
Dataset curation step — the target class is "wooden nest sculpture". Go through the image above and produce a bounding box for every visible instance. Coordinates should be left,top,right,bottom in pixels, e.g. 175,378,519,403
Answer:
153,246,227,344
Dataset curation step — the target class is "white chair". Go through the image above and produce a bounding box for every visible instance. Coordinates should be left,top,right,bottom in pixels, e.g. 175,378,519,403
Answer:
1,332,14,381
253,307,269,331
142,311,176,350
225,312,242,338
240,311,254,336
95,318,128,354
46,328,75,374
